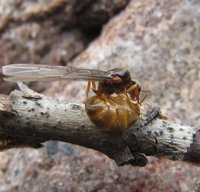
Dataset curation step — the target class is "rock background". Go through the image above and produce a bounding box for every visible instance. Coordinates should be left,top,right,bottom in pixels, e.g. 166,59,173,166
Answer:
0,0,200,191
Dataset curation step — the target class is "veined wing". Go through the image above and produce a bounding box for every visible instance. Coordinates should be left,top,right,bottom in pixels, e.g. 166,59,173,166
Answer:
2,64,113,82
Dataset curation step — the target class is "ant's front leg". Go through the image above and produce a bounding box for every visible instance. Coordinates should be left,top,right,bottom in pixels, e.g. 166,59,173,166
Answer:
139,90,150,104
125,84,140,103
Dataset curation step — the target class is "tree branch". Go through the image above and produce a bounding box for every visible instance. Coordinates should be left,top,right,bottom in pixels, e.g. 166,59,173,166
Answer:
0,83,199,166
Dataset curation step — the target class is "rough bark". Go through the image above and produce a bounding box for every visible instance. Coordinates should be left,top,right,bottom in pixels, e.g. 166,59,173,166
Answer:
0,83,199,167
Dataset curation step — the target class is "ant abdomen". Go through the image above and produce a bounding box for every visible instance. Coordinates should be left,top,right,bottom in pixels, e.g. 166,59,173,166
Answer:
85,95,140,133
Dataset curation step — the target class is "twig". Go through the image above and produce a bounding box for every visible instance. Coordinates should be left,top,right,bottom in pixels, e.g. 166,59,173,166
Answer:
0,83,199,166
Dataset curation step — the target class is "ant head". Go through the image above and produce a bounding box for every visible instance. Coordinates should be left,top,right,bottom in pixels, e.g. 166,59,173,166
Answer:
108,68,131,81
131,79,141,91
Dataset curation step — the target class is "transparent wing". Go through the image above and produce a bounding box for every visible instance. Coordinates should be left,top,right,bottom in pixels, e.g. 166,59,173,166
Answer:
2,64,113,82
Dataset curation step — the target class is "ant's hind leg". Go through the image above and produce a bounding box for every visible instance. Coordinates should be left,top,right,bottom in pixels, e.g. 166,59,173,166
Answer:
88,81,100,96
86,81,91,98
91,81,101,96
91,81,97,91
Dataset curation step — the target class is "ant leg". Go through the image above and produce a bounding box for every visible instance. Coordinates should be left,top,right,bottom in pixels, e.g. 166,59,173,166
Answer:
123,107,129,137
125,84,137,93
126,97,140,115
92,81,97,91
125,84,140,103
123,92,140,115
86,81,91,98
91,81,101,96
103,97,119,129
139,90,150,104
109,97,130,135
107,97,122,132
